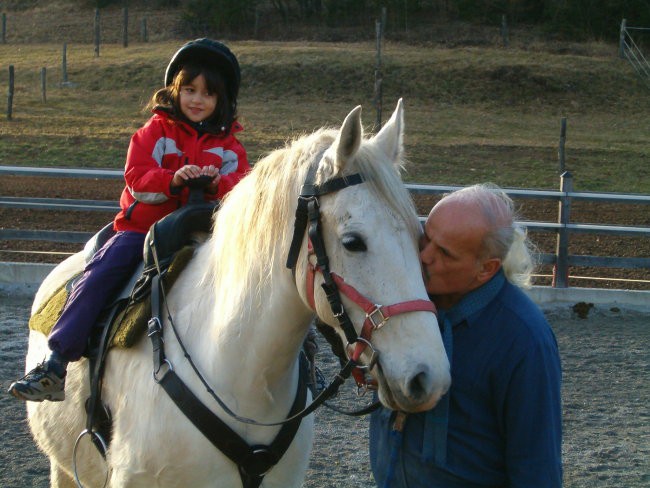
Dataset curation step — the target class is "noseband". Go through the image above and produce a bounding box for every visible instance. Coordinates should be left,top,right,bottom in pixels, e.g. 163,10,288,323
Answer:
286,168,437,388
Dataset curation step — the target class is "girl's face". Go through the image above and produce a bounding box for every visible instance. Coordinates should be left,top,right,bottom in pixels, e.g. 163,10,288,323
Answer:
178,74,218,123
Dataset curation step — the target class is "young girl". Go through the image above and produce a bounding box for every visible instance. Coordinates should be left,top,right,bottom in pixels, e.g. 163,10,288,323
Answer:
9,38,250,402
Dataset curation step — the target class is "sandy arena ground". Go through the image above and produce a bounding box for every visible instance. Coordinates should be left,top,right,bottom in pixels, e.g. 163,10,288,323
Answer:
1,295,648,487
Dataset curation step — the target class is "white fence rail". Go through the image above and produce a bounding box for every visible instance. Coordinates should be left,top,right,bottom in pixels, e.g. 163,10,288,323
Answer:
1,166,650,288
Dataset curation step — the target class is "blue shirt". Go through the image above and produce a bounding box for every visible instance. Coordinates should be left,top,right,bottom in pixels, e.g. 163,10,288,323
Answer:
370,271,562,487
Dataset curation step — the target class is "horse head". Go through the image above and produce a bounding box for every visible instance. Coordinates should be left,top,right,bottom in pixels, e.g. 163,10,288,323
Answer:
292,100,451,413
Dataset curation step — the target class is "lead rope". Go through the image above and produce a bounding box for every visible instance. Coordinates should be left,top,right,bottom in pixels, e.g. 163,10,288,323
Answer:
383,411,408,488
382,311,453,487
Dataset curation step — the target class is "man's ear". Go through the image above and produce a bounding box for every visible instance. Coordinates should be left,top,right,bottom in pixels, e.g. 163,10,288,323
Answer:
477,258,501,284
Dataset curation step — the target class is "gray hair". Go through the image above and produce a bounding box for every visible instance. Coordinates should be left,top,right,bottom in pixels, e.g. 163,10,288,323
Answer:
442,183,535,288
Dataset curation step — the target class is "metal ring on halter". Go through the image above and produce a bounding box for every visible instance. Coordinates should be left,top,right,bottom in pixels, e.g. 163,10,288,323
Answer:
153,359,173,383
357,382,371,397
73,429,109,488
345,337,380,370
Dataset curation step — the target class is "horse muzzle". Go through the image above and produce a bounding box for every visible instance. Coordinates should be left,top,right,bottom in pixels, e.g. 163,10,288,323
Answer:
373,359,451,413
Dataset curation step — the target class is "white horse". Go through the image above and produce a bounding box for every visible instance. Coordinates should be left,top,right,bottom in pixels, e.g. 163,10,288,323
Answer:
24,100,450,487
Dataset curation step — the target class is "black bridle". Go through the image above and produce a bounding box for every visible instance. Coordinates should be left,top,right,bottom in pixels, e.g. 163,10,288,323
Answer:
286,168,366,348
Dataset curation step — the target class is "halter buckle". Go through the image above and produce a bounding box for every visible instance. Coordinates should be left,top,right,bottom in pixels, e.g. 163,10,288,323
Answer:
366,305,389,330
147,317,163,337
332,304,345,318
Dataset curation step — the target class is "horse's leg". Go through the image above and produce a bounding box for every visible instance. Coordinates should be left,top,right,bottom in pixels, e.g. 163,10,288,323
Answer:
50,461,76,488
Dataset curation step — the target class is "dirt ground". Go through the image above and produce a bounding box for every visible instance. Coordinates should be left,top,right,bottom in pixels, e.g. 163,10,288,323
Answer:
1,295,649,487
1,175,649,290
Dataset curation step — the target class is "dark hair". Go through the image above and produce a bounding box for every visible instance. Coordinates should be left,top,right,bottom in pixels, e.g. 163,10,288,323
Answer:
148,61,237,134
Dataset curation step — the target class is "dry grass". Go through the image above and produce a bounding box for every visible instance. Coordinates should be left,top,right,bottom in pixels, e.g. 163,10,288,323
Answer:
1,31,649,193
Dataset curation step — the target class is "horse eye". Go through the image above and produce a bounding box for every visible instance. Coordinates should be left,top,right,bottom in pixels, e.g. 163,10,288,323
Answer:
342,233,367,252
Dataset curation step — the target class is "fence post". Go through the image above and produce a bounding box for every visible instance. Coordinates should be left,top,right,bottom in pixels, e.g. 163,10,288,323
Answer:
41,67,47,103
2,13,6,44
7,65,14,120
374,12,384,129
501,14,509,47
62,43,68,84
94,8,100,57
558,117,566,173
619,18,627,59
553,171,572,288
122,7,128,48
141,17,148,43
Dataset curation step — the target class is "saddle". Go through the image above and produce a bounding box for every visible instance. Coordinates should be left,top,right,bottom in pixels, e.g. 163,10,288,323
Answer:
29,201,216,350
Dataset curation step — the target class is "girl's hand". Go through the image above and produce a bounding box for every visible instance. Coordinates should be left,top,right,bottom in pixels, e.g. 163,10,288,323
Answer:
171,165,220,193
171,164,202,189
201,165,221,194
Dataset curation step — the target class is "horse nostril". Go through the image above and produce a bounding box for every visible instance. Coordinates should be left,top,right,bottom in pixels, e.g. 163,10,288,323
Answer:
407,367,431,399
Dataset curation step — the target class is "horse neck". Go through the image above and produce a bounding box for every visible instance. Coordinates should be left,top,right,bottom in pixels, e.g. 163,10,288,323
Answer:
188,244,314,414
238,272,314,380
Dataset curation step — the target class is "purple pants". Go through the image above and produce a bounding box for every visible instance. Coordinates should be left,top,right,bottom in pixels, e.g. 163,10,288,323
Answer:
48,231,146,361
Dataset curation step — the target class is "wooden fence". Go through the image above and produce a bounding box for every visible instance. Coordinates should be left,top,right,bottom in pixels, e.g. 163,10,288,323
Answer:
1,166,649,289
1,8,172,45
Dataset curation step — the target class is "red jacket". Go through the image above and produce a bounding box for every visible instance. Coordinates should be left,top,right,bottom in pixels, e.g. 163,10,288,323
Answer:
114,110,250,233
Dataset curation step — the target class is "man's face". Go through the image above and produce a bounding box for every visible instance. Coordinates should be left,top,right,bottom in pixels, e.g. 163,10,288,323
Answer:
419,200,489,308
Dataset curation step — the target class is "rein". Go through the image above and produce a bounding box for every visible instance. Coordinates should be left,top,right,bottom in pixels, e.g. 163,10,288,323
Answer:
144,165,436,484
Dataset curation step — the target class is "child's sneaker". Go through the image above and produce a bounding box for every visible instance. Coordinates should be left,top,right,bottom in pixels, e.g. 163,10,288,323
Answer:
8,361,66,402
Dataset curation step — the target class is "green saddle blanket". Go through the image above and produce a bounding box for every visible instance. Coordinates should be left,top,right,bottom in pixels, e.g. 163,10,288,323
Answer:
28,246,195,349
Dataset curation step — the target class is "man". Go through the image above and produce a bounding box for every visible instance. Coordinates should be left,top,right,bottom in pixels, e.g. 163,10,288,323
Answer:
370,184,562,487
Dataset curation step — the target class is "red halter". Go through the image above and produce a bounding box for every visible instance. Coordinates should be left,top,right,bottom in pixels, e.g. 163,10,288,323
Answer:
305,239,437,388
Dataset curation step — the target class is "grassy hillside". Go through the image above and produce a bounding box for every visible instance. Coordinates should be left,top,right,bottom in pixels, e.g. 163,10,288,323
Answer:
1,35,649,192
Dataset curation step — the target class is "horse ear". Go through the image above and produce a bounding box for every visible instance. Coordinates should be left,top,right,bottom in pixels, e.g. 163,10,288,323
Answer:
333,105,363,170
373,98,404,163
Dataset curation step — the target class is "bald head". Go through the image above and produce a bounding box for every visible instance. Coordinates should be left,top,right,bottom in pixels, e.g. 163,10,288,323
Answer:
435,184,515,261
420,184,534,309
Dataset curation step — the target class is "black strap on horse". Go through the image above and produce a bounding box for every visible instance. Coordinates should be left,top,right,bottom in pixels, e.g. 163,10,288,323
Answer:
148,270,310,488
82,304,121,459
79,176,218,462
286,168,364,347
146,167,375,425
286,166,382,416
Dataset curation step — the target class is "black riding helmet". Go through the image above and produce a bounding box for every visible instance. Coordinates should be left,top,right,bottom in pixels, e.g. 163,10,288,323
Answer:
165,38,241,104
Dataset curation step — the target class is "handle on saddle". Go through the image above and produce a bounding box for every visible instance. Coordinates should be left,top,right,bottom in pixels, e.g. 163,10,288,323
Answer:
185,174,216,205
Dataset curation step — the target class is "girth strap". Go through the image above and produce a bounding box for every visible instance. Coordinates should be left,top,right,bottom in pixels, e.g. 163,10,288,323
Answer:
148,275,309,488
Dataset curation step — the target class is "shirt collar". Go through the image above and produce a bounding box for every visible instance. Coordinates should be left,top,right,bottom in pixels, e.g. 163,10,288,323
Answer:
440,269,506,327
